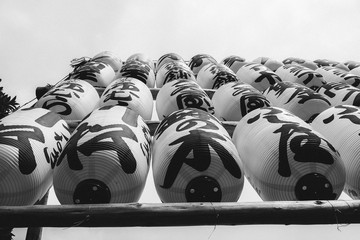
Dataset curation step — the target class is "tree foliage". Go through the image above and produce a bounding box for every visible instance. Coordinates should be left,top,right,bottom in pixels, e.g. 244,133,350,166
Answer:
0,79,19,119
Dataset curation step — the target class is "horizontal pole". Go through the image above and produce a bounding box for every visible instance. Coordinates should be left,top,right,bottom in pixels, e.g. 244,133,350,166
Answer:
1,200,360,228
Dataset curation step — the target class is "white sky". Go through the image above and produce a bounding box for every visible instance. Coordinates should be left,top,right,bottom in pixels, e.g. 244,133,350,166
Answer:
1,0,360,239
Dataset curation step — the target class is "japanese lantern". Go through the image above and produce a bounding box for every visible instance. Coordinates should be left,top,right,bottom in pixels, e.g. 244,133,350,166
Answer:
275,64,326,91
212,82,271,121
53,105,151,204
263,82,331,122
92,51,123,74
196,63,238,89
34,79,100,121
117,60,156,88
156,61,195,88
99,77,153,120
220,55,247,74
156,53,185,74
0,108,70,205
232,107,345,201
315,66,360,88
156,79,214,120
311,105,360,199
253,57,283,71
69,60,116,88
188,54,217,77
236,62,282,91
126,53,155,71
316,82,360,107
152,108,244,202
282,57,318,70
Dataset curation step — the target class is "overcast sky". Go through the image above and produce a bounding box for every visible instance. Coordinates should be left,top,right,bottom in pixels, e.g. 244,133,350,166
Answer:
2,0,360,239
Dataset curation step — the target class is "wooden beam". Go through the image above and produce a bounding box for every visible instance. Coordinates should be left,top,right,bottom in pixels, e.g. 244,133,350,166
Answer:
0,201,360,228
25,191,49,240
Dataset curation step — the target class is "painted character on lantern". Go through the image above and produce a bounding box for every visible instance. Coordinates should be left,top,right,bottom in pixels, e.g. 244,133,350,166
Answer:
41,81,85,116
159,116,242,189
322,105,360,125
57,121,139,174
102,81,140,106
247,108,337,177
70,62,108,83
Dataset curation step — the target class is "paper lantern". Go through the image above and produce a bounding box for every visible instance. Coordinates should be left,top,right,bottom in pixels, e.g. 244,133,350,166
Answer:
253,57,283,71
314,59,349,71
311,105,360,199
235,62,282,91
156,79,214,120
156,53,185,74
126,53,155,70
0,108,70,205
152,108,244,202
275,64,326,91
188,54,217,77
232,106,346,201
116,60,156,88
349,66,360,76
53,105,151,204
315,66,360,88
212,82,271,121
344,61,360,70
92,51,123,74
69,60,116,88
34,79,100,121
196,63,238,89
263,82,331,122
99,77,153,120
282,57,318,70
155,61,196,88
220,55,247,74
316,82,360,107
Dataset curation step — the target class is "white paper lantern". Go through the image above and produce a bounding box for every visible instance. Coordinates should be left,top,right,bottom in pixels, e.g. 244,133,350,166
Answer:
196,63,238,89
236,62,282,91
69,60,116,88
152,108,244,202
116,60,156,88
282,57,318,70
0,108,70,205
275,65,326,91
220,55,247,74
156,79,214,120
232,106,346,201
188,54,217,77
316,82,360,107
212,82,271,121
34,79,100,121
53,105,151,204
311,105,360,199
99,77,153,120
344,61,360,70
314,59,349,71
253,57,283,71
156,53,185,74
263,82,331,122
155,61,195,88
92,51,123,74
126,53,155,70
316,66,360,88
349,66,360,77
